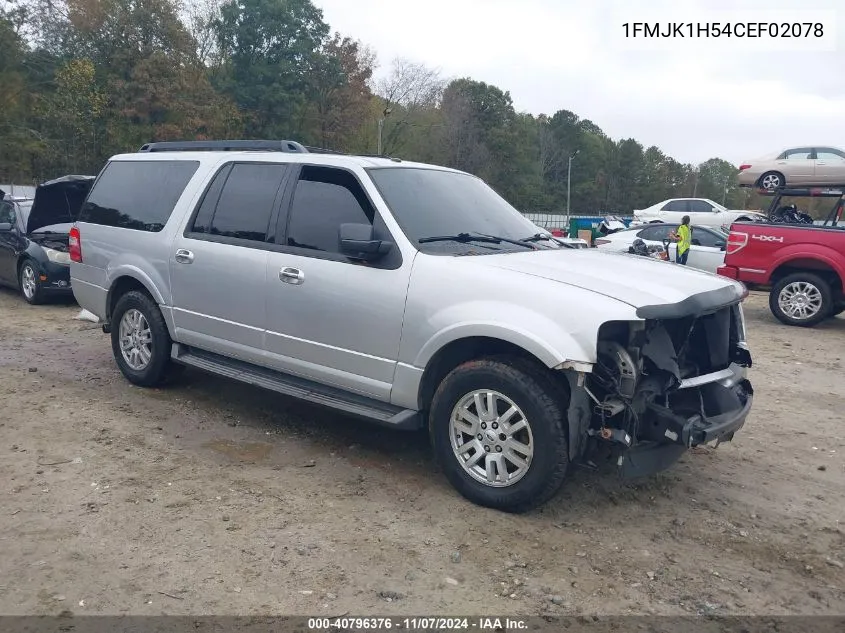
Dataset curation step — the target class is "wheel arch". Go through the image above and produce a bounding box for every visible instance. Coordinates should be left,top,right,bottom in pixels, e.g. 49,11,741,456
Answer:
417,337,545,411
105,270,173,336
770,257,843,297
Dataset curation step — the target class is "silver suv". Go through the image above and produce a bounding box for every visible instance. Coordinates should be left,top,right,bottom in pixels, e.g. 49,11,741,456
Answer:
70,140,754,512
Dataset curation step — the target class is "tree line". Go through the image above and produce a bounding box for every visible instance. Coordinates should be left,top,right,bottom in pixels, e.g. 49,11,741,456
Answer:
0,0,778,215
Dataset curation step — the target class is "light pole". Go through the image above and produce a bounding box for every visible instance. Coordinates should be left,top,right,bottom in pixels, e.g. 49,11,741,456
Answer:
377,106,392,156
566,149,579,226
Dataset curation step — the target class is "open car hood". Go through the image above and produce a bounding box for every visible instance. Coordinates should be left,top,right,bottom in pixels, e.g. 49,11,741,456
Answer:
26,175,95,234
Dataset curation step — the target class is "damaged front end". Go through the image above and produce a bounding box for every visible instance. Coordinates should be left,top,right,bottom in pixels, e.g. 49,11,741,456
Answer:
581,301,753,478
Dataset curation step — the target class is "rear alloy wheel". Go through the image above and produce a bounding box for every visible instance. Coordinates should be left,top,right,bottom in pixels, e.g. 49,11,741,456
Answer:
759,171,784,191
429,357,570,513
770,273,832,327
111,290,176,386
19,259,45,305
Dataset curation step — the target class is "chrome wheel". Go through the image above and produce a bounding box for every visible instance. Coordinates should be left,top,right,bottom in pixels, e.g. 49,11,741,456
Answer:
118,309,153,371
21,264,37,300
778,281,823,320
449,389,534,488
760,173,782,190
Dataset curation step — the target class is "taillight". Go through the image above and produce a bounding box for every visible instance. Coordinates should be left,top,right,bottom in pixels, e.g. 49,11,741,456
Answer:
69,226,82,263
726,231,748,255
739,164,751,171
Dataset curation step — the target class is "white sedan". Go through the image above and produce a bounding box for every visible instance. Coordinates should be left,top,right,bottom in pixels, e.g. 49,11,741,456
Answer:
632,198,764,230
594,223,729,274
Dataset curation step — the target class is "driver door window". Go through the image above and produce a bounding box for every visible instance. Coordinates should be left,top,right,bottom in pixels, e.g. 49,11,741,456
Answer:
283,166,374,256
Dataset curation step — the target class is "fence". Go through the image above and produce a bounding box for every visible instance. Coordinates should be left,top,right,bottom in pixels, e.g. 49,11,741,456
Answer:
523,213,634,236
0,184,37,199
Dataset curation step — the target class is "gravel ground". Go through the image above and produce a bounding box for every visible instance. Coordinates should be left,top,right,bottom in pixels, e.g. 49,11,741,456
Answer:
0,288,843,617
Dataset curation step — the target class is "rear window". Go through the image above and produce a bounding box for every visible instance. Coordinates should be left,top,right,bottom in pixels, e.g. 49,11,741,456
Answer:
79,160,199,232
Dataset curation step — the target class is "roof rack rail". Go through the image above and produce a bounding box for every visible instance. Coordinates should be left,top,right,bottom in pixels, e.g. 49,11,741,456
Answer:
138,140,310,153
303,145,347,155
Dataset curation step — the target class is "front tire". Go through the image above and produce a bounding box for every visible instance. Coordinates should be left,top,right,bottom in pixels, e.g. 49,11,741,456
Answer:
770,273,832,327
110,290,175,387
19,259,45,305
429,356,570,513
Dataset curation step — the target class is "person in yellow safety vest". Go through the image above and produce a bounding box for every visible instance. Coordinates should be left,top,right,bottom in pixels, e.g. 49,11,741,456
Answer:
670,215,692,265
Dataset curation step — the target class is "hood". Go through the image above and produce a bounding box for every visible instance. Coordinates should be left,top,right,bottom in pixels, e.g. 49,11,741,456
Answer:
479,249,745,319
26,175,95,234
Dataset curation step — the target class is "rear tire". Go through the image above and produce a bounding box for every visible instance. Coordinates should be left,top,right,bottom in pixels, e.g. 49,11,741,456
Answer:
759,171,785,191
769,273,832,327
110,290,176,387
429,356,570,513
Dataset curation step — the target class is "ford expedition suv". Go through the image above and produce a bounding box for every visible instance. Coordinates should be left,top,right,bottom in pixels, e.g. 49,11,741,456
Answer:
70,140,754,512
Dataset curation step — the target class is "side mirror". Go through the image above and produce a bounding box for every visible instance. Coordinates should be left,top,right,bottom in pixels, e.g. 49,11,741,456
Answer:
691,238,702,246
716,241,726,251
0,222,12,232
339,223,392,261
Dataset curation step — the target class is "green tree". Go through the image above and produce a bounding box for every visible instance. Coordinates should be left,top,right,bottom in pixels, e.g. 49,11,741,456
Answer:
213,0,329,139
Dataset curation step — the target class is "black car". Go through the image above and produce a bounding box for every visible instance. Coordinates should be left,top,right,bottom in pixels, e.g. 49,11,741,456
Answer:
0,175,94,304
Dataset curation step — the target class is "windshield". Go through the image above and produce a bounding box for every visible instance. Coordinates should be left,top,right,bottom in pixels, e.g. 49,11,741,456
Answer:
368,167,561,254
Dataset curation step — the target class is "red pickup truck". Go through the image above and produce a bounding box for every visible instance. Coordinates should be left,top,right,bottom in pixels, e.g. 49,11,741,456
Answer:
718,187,845,327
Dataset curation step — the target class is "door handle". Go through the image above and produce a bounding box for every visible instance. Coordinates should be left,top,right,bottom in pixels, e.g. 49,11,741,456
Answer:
174,249,194,264
279,267,305,284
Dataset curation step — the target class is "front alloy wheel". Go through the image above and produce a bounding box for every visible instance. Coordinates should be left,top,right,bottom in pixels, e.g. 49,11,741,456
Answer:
19,260,44,305
449,389,534,487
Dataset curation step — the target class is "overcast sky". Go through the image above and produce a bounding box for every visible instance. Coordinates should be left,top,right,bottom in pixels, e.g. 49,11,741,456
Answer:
313,0,843,166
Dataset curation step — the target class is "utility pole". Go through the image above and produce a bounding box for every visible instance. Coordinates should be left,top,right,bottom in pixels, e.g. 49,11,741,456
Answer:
377,107,392,155
566,149,579,227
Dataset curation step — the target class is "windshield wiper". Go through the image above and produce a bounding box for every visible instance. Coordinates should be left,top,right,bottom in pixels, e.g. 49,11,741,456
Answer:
522,233,553,243
418,232,535,249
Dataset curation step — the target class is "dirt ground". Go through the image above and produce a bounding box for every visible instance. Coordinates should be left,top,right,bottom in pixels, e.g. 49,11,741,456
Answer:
0,287,843,617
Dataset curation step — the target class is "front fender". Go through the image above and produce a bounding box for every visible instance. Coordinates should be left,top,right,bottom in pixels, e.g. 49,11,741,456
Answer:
411,302,598,370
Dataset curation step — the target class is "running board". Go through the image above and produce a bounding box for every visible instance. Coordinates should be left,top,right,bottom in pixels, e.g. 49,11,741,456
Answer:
171,344,421,430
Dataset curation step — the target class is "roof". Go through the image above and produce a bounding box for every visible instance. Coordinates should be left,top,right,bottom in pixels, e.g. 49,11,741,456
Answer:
109,150,466,175
112,140,468,175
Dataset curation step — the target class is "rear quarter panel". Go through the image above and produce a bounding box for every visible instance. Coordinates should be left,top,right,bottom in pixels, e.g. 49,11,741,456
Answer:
70,155,225,332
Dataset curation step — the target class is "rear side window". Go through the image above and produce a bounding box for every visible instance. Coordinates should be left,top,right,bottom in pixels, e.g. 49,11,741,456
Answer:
80,160,199,232
637,224,674,241
661,200,687,212
208,164,287,241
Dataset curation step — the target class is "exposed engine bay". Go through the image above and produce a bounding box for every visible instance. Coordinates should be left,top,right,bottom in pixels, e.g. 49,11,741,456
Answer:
581,302,753,477
27,231,70,252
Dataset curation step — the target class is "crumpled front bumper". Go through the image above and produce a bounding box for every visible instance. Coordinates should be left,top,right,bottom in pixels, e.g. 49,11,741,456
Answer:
617,363,753,479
